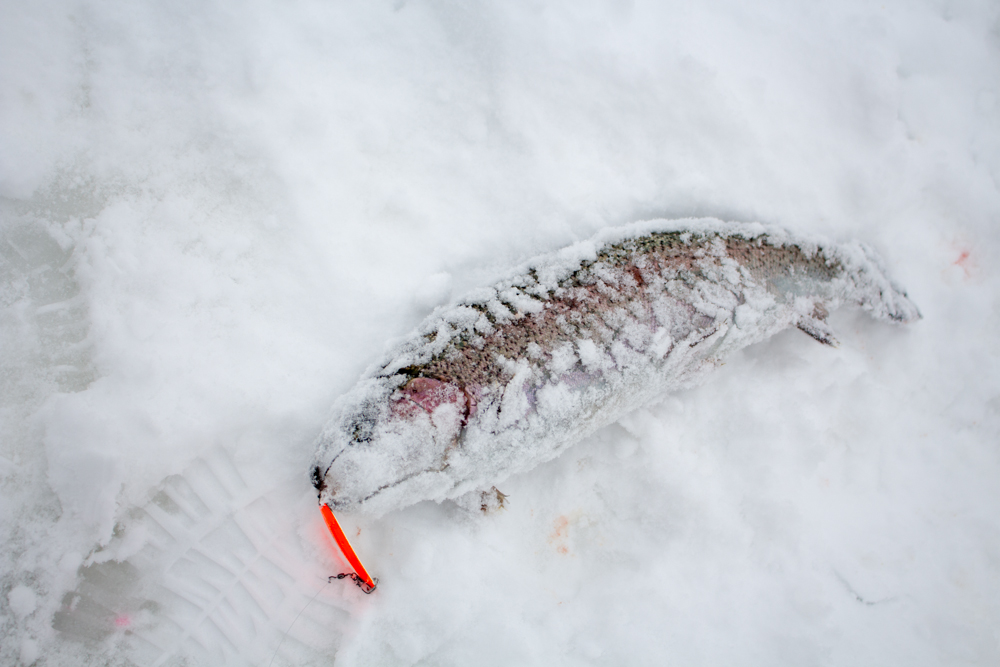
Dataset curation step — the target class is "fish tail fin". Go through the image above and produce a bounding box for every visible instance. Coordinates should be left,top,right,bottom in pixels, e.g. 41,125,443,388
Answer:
835,242,922,324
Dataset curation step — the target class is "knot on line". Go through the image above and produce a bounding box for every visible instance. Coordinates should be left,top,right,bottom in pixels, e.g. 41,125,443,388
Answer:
330,572,378,594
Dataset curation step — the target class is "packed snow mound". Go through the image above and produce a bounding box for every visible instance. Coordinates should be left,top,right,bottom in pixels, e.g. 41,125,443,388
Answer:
313,219,920,516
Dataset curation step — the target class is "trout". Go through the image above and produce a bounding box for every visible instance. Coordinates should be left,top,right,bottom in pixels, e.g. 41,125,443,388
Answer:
312,219,919,516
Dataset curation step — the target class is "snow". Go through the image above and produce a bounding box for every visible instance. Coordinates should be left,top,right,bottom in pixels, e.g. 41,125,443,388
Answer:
7,586,36,620
1,0,999,665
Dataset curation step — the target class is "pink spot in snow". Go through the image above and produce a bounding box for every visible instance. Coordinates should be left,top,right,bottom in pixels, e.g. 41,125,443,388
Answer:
114,614,131,628
954,248,973,278
943,239,977,282
954,249,970,265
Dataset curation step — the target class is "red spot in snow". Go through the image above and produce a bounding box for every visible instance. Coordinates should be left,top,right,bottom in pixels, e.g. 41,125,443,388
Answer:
952,248,975,279
548,516,571,555
114,614,131,628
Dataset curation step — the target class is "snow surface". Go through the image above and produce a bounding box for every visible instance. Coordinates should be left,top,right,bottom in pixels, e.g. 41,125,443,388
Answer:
1,0,998,665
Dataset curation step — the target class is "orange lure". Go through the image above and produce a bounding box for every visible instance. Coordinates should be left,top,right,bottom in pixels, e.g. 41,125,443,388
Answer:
320,504,377,593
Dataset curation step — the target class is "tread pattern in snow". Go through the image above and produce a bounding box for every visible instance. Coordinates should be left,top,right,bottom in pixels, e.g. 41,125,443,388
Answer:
55,449,350,666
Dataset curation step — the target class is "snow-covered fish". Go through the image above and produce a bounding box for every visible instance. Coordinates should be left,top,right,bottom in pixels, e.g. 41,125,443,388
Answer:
312,218,919,516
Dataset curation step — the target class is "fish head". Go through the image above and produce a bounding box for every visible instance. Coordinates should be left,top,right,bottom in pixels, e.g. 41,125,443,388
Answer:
312,375,473,515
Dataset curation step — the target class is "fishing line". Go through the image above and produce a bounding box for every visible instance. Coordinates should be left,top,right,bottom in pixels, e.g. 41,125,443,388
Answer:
265,571,377,666
265,579,330,667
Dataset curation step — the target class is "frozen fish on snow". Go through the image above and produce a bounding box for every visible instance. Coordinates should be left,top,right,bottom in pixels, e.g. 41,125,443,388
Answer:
312,218,920,516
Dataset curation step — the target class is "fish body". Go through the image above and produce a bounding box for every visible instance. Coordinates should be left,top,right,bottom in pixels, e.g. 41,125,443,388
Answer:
312,219,919,516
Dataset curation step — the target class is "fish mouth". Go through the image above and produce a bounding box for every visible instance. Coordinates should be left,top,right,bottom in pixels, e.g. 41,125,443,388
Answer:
351,463,452,509
322,462,452,512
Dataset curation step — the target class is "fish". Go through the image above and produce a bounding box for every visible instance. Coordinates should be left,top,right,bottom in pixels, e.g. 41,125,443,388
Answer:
311,218,920,516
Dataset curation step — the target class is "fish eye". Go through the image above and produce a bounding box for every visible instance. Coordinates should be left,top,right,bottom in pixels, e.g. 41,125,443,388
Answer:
349,415,376,444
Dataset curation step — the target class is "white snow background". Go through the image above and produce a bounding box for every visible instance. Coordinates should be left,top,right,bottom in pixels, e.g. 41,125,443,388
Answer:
2,0,999,665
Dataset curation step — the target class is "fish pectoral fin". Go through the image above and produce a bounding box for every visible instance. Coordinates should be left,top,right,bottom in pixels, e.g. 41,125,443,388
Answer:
452,485,509,515
480,486,508,513
797,315,839,347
